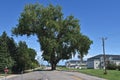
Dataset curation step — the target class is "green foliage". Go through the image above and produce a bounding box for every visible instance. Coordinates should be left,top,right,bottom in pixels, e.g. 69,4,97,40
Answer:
16,41,30,71
0,32,14,72
0,32,39,73
27,48,39,68
77,35,93,61
107,63,117,70
117,65,120,71
12,3,92,70
13,41,39,72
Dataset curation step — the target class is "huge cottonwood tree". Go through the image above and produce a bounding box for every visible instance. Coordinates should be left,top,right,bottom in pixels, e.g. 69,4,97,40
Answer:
12,3,92,70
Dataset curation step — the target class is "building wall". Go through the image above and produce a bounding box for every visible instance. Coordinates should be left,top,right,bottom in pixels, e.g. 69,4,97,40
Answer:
94,60,100,69
66,60,87,69
87,59,120,69
87,60,101,69
87,60,94,69
116,61,120,65
113,60,120,65
87,55,120,69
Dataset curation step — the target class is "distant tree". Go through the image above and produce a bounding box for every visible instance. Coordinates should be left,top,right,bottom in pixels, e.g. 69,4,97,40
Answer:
13,41,39,72
0,32,14,72
2,32,18,73
7,37,17,60
16,41,31,71
28,48,36,61
0,31,38,73
12,3,92,70
27,48,39,68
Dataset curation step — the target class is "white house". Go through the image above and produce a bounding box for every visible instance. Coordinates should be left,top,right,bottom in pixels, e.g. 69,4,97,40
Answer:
87,54,120,69
65,60,87,69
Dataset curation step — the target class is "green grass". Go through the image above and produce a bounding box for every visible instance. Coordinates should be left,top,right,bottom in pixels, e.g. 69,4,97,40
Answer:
0,73,4,76
79,69,120,80
57,67,120,80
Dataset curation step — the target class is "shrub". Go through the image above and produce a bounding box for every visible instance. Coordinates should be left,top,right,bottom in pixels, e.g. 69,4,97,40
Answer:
107,63,117,70
117,65,120,71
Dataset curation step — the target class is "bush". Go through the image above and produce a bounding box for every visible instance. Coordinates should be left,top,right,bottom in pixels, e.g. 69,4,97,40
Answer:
117,65,120,71
107,63,117,70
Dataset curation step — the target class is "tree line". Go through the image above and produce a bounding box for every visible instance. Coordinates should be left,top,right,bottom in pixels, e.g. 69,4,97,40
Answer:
0,32,39,73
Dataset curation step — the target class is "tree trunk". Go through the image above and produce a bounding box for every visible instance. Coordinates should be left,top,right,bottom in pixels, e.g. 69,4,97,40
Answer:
51,63,56,70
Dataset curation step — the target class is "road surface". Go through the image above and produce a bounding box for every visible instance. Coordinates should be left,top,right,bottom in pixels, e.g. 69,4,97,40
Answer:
39,70,106,80
1,70,106,80
0,71,42,80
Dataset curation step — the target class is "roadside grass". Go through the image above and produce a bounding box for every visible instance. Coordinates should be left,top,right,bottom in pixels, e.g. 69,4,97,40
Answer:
0,73,4,76
57,67,120,80
0,67,43,76
0,73,9,78
79,69,120,80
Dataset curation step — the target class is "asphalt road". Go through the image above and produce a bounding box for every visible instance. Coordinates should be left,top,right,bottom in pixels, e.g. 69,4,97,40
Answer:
39,70,106,80
3,70,106,80
1,71,42,80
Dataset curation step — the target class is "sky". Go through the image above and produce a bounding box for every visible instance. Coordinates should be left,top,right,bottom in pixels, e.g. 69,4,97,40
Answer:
0,0,120,65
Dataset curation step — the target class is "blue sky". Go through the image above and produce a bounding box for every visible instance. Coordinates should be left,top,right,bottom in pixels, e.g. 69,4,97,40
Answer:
0,0,120,65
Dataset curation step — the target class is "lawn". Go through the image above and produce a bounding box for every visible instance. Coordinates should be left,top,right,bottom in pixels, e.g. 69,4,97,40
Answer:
79,69,120,80
57,67,120,80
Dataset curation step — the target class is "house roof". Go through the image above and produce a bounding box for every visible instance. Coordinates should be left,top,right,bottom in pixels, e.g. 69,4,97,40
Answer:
87,54,120,61
66,60,86,64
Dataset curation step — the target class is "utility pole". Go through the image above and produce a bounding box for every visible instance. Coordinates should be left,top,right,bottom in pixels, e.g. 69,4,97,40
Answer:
102,37,107,74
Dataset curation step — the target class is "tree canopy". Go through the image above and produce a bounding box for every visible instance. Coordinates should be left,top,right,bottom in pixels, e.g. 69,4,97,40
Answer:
0,32,14,72
0,32,39,73
12,3,93,70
